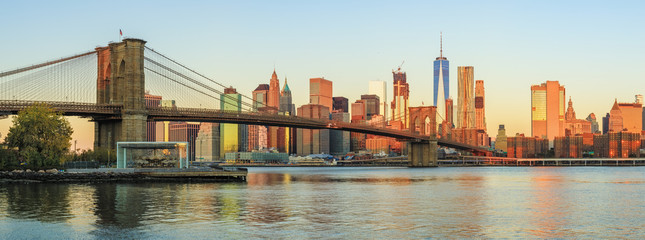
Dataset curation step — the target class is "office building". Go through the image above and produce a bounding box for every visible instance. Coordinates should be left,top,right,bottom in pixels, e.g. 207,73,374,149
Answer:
618,101,642,133
296,104,330,155
268,70,280,110
594,132,641,158
554,135,583,158
586,113,599,133
279,78,295,114
279,78,296,153
391,68,409,128
361,94,380,120
475,80,486,131
332,96,349,113
434,33,449,124
144,93,162,142
495,124,507,152
609,100,624,132
169,122,200,161
310,77,333,111
457,66,475,129
368,80,387,120
220,87,243,158
330,112,350,155
531,80,565,142
602,113,610,134
352,100,366,121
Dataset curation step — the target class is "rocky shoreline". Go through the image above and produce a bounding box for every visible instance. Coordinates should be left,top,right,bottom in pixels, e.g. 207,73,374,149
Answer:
0,169,246,183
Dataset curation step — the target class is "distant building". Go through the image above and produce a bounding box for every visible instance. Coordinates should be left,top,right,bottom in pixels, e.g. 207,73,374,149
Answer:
602,113,610,134
586,113,599,133
279,78,296,154
495,124,507,152
351,100,366,121
457,66,475,129
268,70,280,110
330,112,350,155
297,104,330,155
368,81,387,120
531,80,565,142
332,96,349,113
434,34,450,126
475,80,486,131
195,123,220,162
609,100,624,132
220,87,244,158
507,134,549,158
310,78,333,111
169,122,200,161
144,93,162,142
361,94,380,120
618,102,642,133
593,131,641,158
554,135,583,158
391,68,409,128
564,97,591,135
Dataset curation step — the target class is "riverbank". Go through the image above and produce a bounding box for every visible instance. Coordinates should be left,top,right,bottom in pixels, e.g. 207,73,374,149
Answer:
0,168,247,183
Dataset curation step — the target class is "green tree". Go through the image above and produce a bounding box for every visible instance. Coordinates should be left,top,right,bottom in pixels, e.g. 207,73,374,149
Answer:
4,103,73,168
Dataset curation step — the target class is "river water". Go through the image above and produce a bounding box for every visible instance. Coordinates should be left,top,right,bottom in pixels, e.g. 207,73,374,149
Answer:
0,167,644,239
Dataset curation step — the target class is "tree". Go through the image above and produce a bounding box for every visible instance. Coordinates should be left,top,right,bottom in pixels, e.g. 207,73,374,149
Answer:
5,103,73,168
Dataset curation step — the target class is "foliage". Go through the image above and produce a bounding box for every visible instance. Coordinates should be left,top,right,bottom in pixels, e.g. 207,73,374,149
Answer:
4,103,73,169
0,148,20,170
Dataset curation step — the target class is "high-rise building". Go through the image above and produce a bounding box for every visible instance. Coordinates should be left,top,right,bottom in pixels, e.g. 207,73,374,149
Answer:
330,112,350,155
602,113,610,134
279,78,296,153
250,84,270,151
268,70,280,110
434,33,449,123
368,81,387,120
352,100,366,121
332,97,349,113
297,104,330,155
457,66,475,129
609,100,623,132
495,124,507,152
391,68,409,128
586,113,599,133
361,94,380,120
252,84,269,110
279,77,295,114
195,123,219,162
618,101,642,133
445,98,453,127
475,80,486,131
310,77,333,111
531,80,565,142
220,87,243,158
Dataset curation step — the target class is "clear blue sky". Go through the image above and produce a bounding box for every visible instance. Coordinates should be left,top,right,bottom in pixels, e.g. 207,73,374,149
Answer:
1,0,644,149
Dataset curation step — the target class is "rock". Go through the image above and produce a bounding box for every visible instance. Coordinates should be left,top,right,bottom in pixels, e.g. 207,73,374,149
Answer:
12,170,23,173
25,169,32,173
38,170,45,173
46,169,58,173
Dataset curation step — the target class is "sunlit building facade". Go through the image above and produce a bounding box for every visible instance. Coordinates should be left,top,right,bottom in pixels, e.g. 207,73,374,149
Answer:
391,69,409,128
531,80,565,142
220,87,243,158
456,66,475,129
310,77,333,111
475,80,486,131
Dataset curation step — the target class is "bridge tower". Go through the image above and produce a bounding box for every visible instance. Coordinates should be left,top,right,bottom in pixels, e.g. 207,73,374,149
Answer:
94,39,147,149
408,106,438,167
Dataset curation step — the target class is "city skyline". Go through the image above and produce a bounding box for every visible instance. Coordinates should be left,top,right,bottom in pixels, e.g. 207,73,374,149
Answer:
1,1,644,150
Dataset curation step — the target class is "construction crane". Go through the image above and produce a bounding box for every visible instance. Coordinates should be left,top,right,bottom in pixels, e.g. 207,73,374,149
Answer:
397,60,405,72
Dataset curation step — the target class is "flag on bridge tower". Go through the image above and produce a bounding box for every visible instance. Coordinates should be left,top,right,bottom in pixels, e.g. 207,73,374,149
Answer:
119,29,123,41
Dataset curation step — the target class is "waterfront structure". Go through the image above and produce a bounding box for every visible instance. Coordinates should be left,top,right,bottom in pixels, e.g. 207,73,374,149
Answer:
456,66,475,129
368,80,387,120
310,77,333,111
297,104,330,155
361,94,380,120
586,113,599,133
330,112,351,155
609,100,624,132
475,80,486,131
144,93,162,142
434,33,450,124
224,152,289,164
564,97,591,135
554,135,583,158
195,123,220,162
168,122,200,161
495,124,507,152
332,96,349,113
391,68,409,128
531,80,565,142
618,101,642,133
507,134,549,158
593,131,641,158
220,87,243,158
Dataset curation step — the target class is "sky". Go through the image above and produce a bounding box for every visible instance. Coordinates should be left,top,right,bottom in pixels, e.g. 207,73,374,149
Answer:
0,0,644,150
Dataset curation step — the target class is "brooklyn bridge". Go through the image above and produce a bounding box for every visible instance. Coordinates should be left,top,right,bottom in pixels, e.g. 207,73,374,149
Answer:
0,39,490,167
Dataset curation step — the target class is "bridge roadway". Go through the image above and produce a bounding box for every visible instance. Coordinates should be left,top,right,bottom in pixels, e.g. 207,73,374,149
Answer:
0,100,489,153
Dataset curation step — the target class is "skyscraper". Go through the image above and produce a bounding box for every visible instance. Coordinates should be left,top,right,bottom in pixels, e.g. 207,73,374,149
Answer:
309,77,333,111
279,77,295,114
531,80,565,142
220,87,243,158
495,124,507,152
456,66,475,129
434,33,449,122
279,78,296,154
475,80,486,131
391,68,409,128
268,70,280,110
368,81,387,120
332,97,349,113
361,94,380,120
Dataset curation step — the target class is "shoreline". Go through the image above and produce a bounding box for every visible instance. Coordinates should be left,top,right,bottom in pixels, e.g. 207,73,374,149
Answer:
0,169,247,183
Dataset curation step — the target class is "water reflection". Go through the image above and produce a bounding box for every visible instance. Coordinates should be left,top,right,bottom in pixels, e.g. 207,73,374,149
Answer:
0,167,643,239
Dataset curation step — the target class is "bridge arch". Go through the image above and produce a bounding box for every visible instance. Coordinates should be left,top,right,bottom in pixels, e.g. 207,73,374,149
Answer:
408,106,436,136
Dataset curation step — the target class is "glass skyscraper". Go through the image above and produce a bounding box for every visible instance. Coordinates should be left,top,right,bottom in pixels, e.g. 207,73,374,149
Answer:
433,33,449,121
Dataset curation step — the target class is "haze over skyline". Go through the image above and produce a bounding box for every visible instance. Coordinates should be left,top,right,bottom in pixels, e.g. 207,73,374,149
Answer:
1,0,644,150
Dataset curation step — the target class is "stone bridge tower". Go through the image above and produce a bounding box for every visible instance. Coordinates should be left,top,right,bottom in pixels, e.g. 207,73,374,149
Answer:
94,39,147,149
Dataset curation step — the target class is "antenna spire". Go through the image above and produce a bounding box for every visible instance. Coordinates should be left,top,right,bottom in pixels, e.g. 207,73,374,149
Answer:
440,32,443,58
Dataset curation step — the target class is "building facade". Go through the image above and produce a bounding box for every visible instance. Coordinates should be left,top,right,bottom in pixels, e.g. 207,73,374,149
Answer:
495,124,507,152
310,78,333,111
531,80,565,142
475,80,486,131
361,94,380,120
457,66,475,129
332,96,349,113
296,104,330,155
195,123,220,162
391,69,409,128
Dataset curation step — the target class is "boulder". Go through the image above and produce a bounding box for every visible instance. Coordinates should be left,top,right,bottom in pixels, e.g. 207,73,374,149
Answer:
25,169,32,173
46,169,58,174
38,170,45,173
